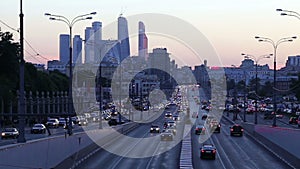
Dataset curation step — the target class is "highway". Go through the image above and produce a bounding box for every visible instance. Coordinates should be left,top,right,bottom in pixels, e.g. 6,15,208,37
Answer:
75,104,185,169
191,116,291,169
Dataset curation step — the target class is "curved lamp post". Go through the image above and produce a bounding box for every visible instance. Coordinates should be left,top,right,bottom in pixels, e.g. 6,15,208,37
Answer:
254,36,296,127
45,12,96,135
276,9,300,20
241,53,272,124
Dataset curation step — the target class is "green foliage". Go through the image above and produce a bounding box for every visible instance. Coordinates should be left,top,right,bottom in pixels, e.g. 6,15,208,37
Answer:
0,31,69,101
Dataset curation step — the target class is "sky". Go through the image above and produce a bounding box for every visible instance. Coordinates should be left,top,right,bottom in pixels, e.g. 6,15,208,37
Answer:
1,0,300,69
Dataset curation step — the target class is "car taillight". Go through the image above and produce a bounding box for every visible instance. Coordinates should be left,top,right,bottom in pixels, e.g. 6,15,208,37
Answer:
241,129,244,131
201,150,204,153
230,128,233,131
213,150,216,153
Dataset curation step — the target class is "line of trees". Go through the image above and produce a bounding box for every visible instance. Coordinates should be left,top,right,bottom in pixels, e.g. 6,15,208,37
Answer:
0,31,68,106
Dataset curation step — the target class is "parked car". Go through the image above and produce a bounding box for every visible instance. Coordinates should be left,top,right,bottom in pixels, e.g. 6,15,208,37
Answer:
264,112,275,120
108,119,118,126
230,124,244,136
31,124,46,134
289,117,298,125
1,128,19,139
200,144,217,160
46,118,59,128
298,116,300,127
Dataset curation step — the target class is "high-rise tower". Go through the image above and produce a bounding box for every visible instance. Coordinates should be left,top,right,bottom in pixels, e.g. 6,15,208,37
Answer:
138,21,148,61
118,15,130,62
73,35,82,64
59,34,70,65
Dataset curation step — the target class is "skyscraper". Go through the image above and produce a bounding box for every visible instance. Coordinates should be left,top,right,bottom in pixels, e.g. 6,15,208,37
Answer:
73,35,82,64
84,21,103,64
138,21,148,61
84,27,94,63
118,15,130,62
59,34,70,65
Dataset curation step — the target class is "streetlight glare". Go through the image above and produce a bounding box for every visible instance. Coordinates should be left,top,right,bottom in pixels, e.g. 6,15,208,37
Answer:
49,17,56,20
292,36,297,39
86,17,93,20
90,12,97,15
255,36,260,39
276,9,283,11
281,13,287,16
44,13,51,16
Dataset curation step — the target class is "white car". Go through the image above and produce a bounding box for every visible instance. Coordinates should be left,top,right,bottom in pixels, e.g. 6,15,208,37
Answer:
31,124,46,134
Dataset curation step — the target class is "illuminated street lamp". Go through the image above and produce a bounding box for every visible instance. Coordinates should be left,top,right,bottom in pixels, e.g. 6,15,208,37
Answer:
241,53,272,124
254,36,296,127
45,12,96,135
276,9,300,20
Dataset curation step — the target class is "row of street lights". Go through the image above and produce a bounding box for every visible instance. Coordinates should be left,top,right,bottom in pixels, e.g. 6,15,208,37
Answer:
240,9,299,126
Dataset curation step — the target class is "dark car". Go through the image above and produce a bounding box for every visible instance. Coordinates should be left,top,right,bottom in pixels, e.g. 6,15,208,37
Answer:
210,121,221,133
160,130,174,141
264,112,275,119
289,117,298,125
150,124,160,133
108,119,118,126
1,128,19,139
31,124,46,134
195,125,206,135
200,144,217,160
230,124,244,136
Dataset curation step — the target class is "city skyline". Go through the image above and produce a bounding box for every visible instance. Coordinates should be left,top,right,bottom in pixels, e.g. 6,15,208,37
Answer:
1,0,300,68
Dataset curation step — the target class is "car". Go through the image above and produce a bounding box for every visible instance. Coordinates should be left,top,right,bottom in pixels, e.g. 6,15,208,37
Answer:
46,118,59,128
195,125,206,135
230,124,244,136
167,126,177,135
173,114,180,121
264,112,275,119
58,118,67,127
160,130,174,141
31,124,46,134
165,112,173,119
210,121,221,133
1,128,19,139
201,113,208,120
298,116,300,127
200,144,217,160
276,114,284,119
289,117,298,125
71,116,80,124
108,119,118,126
78,119,88,126
167,120,176,128
150,124,160,133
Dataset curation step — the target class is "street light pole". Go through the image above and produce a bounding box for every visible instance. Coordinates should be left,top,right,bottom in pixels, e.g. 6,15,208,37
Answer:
242,53,272,124
17,0,26,143
45,12,96,135
254,36,296,127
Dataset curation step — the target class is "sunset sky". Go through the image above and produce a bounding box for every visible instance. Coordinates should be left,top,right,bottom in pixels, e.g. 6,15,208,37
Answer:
1,0,300,69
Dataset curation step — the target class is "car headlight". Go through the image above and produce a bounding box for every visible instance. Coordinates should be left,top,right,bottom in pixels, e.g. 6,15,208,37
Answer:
150,128,153,130
1,133,5,136
156,128,159,130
